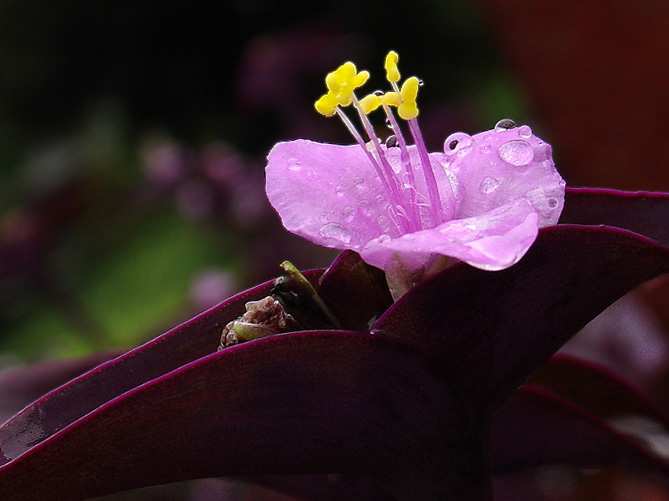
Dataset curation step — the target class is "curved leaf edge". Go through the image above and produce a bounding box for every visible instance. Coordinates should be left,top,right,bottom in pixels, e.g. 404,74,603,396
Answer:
493,385,669,475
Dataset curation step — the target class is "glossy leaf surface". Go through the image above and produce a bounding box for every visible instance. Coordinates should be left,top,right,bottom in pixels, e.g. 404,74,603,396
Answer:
492,386,669,475
0,332,486,501
373,225,669,415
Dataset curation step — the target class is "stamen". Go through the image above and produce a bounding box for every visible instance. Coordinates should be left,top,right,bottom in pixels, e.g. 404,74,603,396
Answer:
334,107,395,204
397,77,420,120
385,51,401,83
379,99,421,231
407,118,444,225
359,94,382,114
315,92,339,116
350,94,412,232
325,62,370,106
314,52,448,233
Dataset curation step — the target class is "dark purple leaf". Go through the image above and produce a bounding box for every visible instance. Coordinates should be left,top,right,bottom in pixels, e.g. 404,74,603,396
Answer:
317,250,392,331
492,386,669,475
529,354,669,424
0,351,121,425
244,474,394,501
372,225,669,415
0,274,324,468
0,332,490,501
561,188,669,246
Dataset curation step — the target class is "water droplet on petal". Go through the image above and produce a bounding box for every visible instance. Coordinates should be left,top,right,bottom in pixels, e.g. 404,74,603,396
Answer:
494,118,517,132
319,223,352,244
335,185,345,197
385,135,398,148
342,206,355,222
357,200,372,216
377,215,391,232
479,177,501,194
498,140,534,166
377,234,391,243
547,198,558,208
444,132,473,155
354,177,366,189
287,158,301,171
481,143,492,153
518,125,532,137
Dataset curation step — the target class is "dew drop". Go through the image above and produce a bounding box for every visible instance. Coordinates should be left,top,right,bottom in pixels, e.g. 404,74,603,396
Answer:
319,223,352,244
377,215,391,232
417,79,424,86
287,158,302,171
334,185,345,197
357,200,372,216
385,135,398,148
547,198,558,208
481,143,492,153
444,132,473,154
354,176,366,189
498,140,534,166
518,125,532,138
377,234,391,243
342,206,356,222
494,118,517,132
479,177,501,194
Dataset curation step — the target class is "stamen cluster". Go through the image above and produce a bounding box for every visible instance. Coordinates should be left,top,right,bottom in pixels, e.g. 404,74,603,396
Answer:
314,51,445,233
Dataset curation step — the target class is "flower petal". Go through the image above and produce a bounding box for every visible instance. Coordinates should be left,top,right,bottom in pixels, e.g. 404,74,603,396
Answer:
266,140,392,249
442,127,565,228
361,198,539,273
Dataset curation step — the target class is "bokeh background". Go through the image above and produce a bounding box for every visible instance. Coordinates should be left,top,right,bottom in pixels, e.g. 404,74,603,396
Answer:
1,0,668,499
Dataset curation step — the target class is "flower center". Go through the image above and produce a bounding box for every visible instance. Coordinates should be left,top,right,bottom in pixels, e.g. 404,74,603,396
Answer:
314,51,451,234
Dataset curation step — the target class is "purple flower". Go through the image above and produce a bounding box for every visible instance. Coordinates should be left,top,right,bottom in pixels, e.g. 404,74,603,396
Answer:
266,52,565,296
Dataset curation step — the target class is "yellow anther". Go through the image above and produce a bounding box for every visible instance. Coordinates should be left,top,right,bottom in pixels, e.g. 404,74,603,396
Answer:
385,51,400,83
324,62,369,106
359,94,382,114
315,92,339,117
397,77,420,120
383,91,402,107
314,54,421,120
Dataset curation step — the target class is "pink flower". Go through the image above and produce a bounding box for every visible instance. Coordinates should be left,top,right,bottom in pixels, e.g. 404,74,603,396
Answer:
266,52,565,296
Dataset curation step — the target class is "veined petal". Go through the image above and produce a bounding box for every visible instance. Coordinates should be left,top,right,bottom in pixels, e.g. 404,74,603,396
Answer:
361,199,539,273
266,140,396,250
